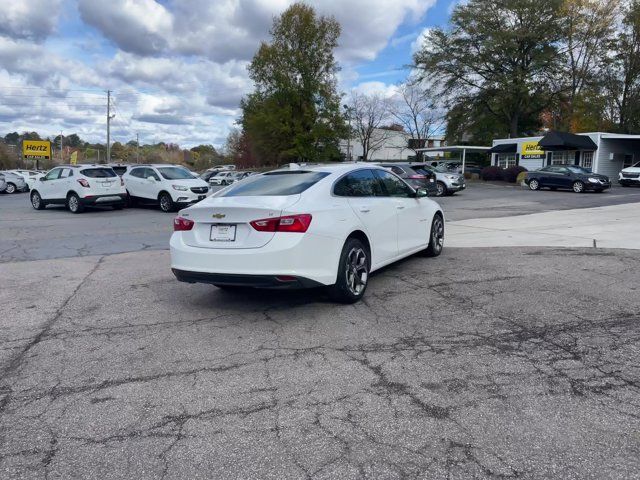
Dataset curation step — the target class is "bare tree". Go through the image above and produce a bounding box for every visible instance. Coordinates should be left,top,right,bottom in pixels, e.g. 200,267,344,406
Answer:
390,82,445,154
347,91,391,160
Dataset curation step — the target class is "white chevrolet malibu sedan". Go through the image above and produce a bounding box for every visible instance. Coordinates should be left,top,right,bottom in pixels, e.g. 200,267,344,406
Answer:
170,163,444,303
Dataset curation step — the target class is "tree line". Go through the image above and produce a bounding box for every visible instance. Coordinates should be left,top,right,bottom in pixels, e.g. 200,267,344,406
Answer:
0,131,228,171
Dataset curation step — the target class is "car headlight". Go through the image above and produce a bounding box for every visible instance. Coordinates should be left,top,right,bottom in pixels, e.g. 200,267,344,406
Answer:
172,184,188,191
444,174,458,180
587,177,600,183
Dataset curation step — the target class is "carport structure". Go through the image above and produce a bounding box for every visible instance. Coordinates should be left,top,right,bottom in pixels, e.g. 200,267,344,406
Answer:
415,145,491,172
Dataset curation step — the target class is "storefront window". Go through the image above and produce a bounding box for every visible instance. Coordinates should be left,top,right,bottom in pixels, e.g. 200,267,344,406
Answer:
551,151,576,165
496,154,516,168
582,151,594,169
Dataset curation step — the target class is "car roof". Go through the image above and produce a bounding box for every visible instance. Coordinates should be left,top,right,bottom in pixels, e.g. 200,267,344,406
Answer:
272,162,387,175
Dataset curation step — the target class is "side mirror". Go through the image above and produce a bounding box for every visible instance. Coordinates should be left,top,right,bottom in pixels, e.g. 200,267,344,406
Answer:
39,177,45,182
147,176,156,182
415,188,428,198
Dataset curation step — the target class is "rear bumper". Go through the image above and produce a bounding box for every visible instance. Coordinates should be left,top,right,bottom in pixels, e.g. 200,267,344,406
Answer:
172,269,323,289
80,193,127,206
170,231,343,287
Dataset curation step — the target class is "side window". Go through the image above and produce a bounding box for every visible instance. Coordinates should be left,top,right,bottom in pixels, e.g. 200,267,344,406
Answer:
44,169,61,181
147,168,161,181
334,169,382,197
556,167,569,174
374,170,414,198
129,168,143,178
390,166,404,176
60,168,73,178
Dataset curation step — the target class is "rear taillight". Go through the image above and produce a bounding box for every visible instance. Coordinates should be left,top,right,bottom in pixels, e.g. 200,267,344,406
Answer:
77,179,90,188
174,217,194,231
408,175,426,179
250,214,312,233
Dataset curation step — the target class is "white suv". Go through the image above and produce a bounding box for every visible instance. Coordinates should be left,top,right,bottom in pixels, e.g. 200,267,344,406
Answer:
8,169,45,189
123,164,210,212
30,165,126,213
209,171,237,186
619,161,640,187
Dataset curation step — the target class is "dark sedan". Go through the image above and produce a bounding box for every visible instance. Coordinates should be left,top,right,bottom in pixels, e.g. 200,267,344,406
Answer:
377,163,438,196
525,165,610,193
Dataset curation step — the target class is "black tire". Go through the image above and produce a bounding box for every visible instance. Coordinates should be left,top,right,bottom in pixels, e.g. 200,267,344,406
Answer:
126,192,138,208
67,193,84,213
5,182,16,194
528,179,540,190
30,191,45,210
621,183,629,188
326,237,370,304
424,214,444,257
572,181,585,193
435,181,446,197
158,192,175,212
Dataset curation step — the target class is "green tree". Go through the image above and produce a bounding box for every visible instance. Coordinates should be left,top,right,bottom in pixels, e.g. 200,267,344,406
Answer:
603,0,640,133
241,3,347,164
414,0,566,139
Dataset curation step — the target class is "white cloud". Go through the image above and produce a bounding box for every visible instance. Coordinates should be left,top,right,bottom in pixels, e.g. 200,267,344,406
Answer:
0,0,62,41
0,0,439,147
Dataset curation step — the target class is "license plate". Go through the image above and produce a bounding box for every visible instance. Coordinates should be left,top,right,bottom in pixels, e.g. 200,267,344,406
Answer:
101,181,112,188
210,224,236,242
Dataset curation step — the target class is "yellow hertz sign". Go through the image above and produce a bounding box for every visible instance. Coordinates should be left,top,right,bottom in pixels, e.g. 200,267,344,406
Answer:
521,141,544,159
23,140,51,159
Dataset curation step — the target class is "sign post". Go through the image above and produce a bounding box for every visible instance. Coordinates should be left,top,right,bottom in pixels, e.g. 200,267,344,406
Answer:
22,140,51,170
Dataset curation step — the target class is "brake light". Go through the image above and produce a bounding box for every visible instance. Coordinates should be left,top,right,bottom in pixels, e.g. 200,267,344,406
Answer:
408,175,426,179
250,214,312,233
77,179,90,188
173,217,194,231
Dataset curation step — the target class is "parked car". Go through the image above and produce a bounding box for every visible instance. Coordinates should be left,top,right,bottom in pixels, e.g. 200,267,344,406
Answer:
200,170,222,182
525,165,611,193
234,171,256,181
619,161,640,187
0,171,28,194
434,161,483,176
30,165,126,213
7,169,45,190
411,163,466,196
0,174,6,193
122,164,210,212
209,171,237,186
170,164,444,303
377,163,438,196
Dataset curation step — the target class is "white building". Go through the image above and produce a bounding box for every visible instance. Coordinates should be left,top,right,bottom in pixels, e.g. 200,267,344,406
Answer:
490,131,640,177
340,128,445,161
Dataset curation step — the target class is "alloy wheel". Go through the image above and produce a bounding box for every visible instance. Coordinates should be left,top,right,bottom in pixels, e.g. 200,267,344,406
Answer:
6,183,15,194
436,182,445,196
432,216,444,253
529,179,539,190
345,247,368,296
573,181,584,193
31,192,40,209
160,195,171,212
68,195,79,212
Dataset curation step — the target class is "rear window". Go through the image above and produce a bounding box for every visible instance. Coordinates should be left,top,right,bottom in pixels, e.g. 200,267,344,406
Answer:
80,168,116,178
221,171,330,197
111,166,128,176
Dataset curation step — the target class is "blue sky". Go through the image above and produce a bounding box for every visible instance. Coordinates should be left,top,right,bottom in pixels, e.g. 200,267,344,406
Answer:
0,0,458,148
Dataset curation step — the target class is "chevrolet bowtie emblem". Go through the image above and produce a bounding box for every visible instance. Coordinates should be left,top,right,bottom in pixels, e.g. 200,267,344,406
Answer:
212,213,226,219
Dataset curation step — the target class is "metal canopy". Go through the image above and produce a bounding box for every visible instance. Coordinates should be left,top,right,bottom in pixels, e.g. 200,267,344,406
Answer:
488,143,517,154
415,145,491,173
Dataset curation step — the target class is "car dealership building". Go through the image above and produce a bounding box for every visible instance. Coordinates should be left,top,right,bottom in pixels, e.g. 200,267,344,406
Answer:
490,131,640,177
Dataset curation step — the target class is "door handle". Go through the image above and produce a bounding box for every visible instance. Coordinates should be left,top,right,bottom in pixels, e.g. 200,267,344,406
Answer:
359,207,371,213
396,205,405,210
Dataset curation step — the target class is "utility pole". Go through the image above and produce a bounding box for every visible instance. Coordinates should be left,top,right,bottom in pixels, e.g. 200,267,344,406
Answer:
136,133,140,163
60,131,63,163
106,90,115,164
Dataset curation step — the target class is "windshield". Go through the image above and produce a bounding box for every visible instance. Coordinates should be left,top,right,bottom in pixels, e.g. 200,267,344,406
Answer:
631,161,640,168
158,167,194,180
567,166,592,174
221,171,329,197
81,168,117,178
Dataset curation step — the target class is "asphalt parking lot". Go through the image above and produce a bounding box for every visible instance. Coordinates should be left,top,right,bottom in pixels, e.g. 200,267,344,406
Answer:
1,184,640,479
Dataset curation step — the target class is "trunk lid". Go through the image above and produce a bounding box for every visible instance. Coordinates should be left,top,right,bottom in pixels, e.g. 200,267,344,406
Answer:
180,195,301,249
